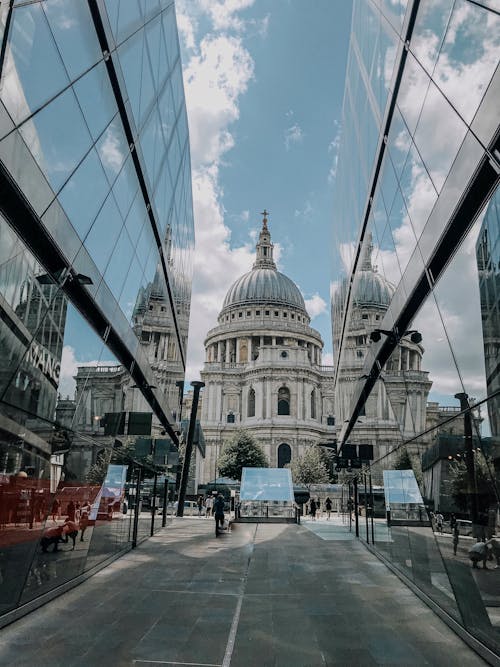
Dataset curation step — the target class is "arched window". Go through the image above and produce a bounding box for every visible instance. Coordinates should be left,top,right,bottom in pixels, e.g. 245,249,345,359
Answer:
278,443,291,468
311,389,316,419
248,387,255,417
227,412,235,423
278,386,290,415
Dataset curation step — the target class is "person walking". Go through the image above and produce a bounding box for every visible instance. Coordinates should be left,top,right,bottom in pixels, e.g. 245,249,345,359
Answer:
316,498,321,519
325,497,332,520
452,523,459,556
435,512,444,534
197,495,204,517
310,498,317,521
205,495,213,518
79,500,91,541
213,493,225,536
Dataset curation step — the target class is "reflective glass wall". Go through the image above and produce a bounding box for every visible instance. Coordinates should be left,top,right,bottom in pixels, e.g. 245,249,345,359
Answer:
0,1,193,622
333,0,500,654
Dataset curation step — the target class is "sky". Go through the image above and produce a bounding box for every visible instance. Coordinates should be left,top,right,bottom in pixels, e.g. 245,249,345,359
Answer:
176,0,353,382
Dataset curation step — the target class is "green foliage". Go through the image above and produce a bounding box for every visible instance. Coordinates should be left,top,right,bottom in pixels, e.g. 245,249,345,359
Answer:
289,445,329,488
217,429,268,481
85,452,110,485
394,447,413,470
393,447,423,487
448,454,497,513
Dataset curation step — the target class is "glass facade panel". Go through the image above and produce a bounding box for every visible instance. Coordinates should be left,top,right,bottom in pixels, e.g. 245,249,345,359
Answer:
0,1,193,621
1,3,70,124
333,0,500,653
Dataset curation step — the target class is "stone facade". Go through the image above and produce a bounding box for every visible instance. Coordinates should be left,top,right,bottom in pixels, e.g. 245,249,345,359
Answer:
199,214,336,485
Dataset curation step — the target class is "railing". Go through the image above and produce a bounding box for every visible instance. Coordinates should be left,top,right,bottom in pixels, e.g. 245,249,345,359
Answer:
205,320,323,339
384,369,430,380
203,362,335,373
76,364,123,374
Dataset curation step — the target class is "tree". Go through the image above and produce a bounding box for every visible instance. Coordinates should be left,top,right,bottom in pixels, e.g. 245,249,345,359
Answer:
289,445,329,488
217,429,268,481
393,447,423,487
448,454,497,514
85,452,110,485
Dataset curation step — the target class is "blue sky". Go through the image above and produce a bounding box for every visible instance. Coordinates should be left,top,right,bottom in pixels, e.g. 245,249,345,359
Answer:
177,0,353,380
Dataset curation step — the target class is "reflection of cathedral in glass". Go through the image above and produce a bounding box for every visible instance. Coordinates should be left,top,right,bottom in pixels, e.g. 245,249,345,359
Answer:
477,190,500,438
333,234,432,459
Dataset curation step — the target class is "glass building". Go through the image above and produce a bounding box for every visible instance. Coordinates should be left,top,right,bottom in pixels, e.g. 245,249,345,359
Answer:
332,0,500,657
0,1,194,624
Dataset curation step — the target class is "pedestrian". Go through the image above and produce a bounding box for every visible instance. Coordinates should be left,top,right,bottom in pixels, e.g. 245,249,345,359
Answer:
41,525,64,553
205,495,213,518
197,495,203,516
79,500,91,541
468,541,490,569
486,538,500,568
213,493,225,535
316,498,321,519
452,523,459,556
325,497,332,520
62,518,79,550
310,498,317,521
435,512,443,534
67,500,76,522
51,498,60,522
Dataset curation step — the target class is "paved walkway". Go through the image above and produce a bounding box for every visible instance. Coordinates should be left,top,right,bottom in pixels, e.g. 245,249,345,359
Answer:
0,518,490,666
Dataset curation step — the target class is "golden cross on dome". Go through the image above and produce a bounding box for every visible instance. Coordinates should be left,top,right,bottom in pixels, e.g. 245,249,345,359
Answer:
260,209,269,228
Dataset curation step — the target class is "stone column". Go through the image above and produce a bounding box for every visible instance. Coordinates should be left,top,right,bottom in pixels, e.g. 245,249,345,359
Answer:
297,380,302,420
266,378,272,419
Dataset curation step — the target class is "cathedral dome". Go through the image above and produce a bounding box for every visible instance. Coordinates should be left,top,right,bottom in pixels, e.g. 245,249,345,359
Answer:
334,233,394,310
353,270,394,308
220,211,307,315
222,268,306,311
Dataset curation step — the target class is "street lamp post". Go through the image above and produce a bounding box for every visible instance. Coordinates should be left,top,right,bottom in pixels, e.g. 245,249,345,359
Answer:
177,381,205,517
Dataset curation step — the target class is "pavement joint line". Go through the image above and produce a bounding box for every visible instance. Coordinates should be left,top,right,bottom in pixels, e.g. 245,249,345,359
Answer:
222,523,258,667
150,589,241,596
134,661,222,666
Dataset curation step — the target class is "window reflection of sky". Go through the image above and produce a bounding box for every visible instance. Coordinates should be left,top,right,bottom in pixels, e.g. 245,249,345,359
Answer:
240,468,295,502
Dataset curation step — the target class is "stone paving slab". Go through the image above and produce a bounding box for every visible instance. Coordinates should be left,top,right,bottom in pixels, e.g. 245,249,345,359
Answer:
0,518,491,666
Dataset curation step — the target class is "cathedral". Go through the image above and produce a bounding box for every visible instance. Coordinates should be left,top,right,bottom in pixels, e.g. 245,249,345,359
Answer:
199,212,336,485
199,216,434,486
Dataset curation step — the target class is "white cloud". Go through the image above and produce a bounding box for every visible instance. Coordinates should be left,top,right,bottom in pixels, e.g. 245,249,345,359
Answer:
58,346,116,399
199,0,255,31
322,351,334,366
98,125,124,174
284,123,303,150
294,200,313,222
305,293,327,319
328,120,341,184
177,0,264,381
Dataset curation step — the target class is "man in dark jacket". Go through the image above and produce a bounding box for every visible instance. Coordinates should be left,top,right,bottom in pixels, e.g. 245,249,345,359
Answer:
213,494,225,534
